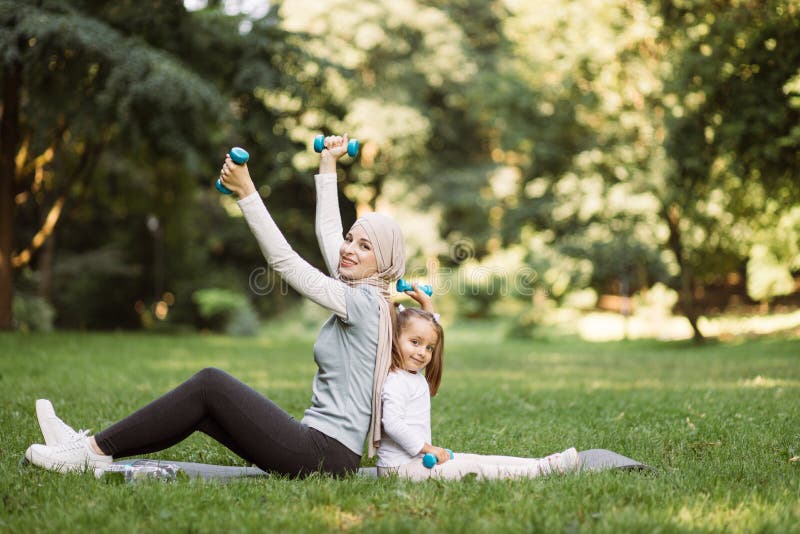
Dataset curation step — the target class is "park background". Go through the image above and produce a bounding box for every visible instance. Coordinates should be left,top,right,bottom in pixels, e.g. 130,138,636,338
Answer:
1,1,799,532
2,0,799,339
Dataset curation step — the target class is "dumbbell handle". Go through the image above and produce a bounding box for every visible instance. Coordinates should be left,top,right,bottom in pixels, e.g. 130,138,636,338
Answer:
396,279,433,296
314,135,359,158
216,147,249,195
423,449,454,469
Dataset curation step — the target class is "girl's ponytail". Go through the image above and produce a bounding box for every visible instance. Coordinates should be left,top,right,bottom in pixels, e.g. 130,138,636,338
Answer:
389,302,406,371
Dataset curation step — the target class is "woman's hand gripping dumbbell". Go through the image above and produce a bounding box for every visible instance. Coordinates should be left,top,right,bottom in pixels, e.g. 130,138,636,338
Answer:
314,134,359,158
216,147,250,195
217,134,358,195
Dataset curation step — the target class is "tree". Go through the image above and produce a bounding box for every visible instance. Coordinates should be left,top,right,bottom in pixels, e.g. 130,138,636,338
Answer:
489,0,800,340
655,0,800,339
0,1,339,329
280,1,491,209
475,1,672,306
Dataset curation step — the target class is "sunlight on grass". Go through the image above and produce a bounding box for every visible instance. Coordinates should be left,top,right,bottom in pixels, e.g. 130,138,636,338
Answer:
585,378,668,391
671,498,795,531
738,376,800,388
155,357,234,371
451,369,575,383
312,504,365,531
197,335,277,350
237,370,309,391
149,361,313,394
577,309,800,341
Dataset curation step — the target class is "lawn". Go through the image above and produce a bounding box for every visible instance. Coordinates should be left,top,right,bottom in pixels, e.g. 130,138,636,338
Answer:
1,321,798,532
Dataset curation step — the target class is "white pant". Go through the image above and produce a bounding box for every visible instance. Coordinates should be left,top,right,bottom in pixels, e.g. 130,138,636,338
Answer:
377,449,577,481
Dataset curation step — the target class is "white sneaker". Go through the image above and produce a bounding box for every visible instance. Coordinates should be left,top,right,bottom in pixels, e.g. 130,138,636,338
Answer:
35,399,84,446
544,447,580,475
24,436,112,474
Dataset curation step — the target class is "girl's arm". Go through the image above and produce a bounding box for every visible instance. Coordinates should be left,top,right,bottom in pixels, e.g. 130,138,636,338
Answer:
381,377,429,457
420,443,453,464
404,283,435,314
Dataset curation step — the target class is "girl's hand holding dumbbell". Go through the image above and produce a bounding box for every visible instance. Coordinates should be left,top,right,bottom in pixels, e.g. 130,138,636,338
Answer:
219,153,256,199
405,282,435,314
421,444,452,466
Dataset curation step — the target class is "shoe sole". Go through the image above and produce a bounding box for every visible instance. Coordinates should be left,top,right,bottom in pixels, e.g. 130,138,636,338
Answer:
25,445,110,474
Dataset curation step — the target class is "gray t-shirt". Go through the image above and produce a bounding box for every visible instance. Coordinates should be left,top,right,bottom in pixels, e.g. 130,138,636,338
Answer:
302,285,380,454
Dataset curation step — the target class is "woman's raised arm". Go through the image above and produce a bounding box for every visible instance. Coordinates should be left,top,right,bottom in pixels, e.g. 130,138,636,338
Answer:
314,134,352,276
238,191,348,319
314,172,344,276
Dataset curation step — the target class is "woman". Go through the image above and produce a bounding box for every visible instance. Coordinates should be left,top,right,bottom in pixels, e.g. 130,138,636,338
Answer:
24,135,405,478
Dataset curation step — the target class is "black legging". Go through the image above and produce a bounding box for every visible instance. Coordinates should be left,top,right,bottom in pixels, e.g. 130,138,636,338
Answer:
93,367,361,478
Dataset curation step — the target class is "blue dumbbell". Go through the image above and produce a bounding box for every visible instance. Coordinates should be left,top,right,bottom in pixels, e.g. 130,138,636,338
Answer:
423,449,454,469
314,135,359,157
216,147,249,195
396,279,433,296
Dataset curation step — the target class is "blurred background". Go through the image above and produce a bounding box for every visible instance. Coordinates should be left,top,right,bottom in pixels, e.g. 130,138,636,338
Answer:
2,0,798,342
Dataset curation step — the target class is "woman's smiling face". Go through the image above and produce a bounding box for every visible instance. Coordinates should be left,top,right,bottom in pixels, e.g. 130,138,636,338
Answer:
338,224,378,280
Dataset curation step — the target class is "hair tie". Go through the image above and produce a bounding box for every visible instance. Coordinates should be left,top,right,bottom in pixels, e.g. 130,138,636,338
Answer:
396,303,439,324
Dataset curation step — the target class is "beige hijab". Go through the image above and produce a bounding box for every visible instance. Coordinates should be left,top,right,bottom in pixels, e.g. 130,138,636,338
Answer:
338,212,405,457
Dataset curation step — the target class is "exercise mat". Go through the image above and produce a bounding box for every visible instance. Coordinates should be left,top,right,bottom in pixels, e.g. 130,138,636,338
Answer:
105,449,652,481
578,449,655,472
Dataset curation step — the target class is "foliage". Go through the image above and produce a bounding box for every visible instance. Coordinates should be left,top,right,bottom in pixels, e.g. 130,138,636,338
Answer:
12,292,55,332
1,0,341,329
504,305,549,339
746,207,800,303
2,0,798,331
192,287,259,336
280,0,499,234
651,0,800,335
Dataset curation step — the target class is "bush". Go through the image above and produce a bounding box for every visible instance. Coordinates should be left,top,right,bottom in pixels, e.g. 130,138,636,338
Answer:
225,305,261,337
747,244,796,304
13,294,56,332
192,288,260,336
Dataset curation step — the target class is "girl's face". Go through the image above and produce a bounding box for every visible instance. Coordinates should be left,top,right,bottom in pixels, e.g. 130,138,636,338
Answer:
397,316,438,373
339,224,378,280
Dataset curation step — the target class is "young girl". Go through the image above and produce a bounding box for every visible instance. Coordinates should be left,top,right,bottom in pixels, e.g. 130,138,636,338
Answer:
377,300,580,481
25,135,405,478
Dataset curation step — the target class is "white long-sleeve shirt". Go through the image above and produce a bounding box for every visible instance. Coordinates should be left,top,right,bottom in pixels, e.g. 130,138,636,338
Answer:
238,173,347,317
377,370,432,468
236,173,380,455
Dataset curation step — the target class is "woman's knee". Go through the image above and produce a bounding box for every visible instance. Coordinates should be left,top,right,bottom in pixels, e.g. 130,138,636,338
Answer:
193,367,231,385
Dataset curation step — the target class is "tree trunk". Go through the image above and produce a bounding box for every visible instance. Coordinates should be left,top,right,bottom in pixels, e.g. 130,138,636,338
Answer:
679,262,704,343
664,203,705,342
38,228,55,301
0,60,21,329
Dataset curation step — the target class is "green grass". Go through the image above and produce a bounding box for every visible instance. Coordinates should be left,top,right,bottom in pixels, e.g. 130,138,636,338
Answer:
1,322,799,533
